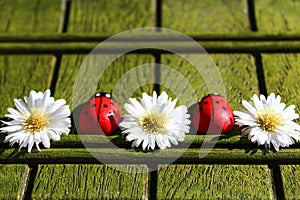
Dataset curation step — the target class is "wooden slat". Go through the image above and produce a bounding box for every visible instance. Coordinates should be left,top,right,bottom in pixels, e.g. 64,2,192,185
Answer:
31,164,146,199
2,147,300,165
262,54,300,115
162,0,248,34
0,55,54,115
256,0,300,33
3,32,300,42
2,41,300,54
0,0,61,33
68,0,152,34
280,165,300,199
157,165,272,199
262,53,300,200
0,165,28,199
55,54,155,110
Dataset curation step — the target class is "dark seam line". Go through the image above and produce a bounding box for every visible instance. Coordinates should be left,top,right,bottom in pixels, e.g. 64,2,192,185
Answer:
24,164,38,200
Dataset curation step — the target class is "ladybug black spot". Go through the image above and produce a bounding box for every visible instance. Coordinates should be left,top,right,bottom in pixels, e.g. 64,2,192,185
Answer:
216,101,220,104
84,111,89,116
222,106,227,110
92,104,96,107
103,104,108,108
203,101,208,105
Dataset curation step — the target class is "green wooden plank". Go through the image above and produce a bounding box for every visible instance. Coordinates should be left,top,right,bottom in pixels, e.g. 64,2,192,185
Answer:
157,164,272,199
280,165,300,199
262,54,300,199
55,54,154,110
0,0,61,33
0,55,54,115
160,54,258,109
68,0,153,34
3,147,300,165
163,0,248,34
262,54,300,118
2,32,300,42
30,164,146,199
3,41,300,54
0,164,28,199
256,0,300,33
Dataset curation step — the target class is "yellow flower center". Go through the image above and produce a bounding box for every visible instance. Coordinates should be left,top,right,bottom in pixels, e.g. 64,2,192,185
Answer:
256,108,283,132
140,112,169,134
23,109,49,133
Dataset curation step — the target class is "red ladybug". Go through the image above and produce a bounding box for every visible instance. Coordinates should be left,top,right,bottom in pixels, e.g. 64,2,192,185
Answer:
192,94,234,134
78,93,122,135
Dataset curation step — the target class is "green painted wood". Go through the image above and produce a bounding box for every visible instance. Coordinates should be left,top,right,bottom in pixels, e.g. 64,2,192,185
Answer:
0,1,63,199
163,0,248,34
256,0,300,33
0,134,263,149
2,32,300,42
0,55,55,115
68,0,152,34
3,41,300,54
262,54,300,116
280,165,300,199
157,164,272,199
55,54,155,110
262,54,300,200
160,54,258,109
0,164,28,199
2,147,300,165
30,164,146,199
35,1,156,199
0,0,61,33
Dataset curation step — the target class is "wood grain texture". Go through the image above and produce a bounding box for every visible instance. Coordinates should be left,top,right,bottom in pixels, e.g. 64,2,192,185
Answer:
55,54,154,110
0,55,54,115
256,0,300,33
280,165,300,199
30,164,146,199
0,0,61,33
160,54,259,109
262,54,300,118
157,165,272,199
3,147,300,165
68,0,153,34
162,0,248,34
0,164,27,199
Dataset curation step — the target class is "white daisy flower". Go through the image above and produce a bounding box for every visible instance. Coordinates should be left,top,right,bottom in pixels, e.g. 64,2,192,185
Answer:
119,91,191,150
0,89,71,152
234,93,300,151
